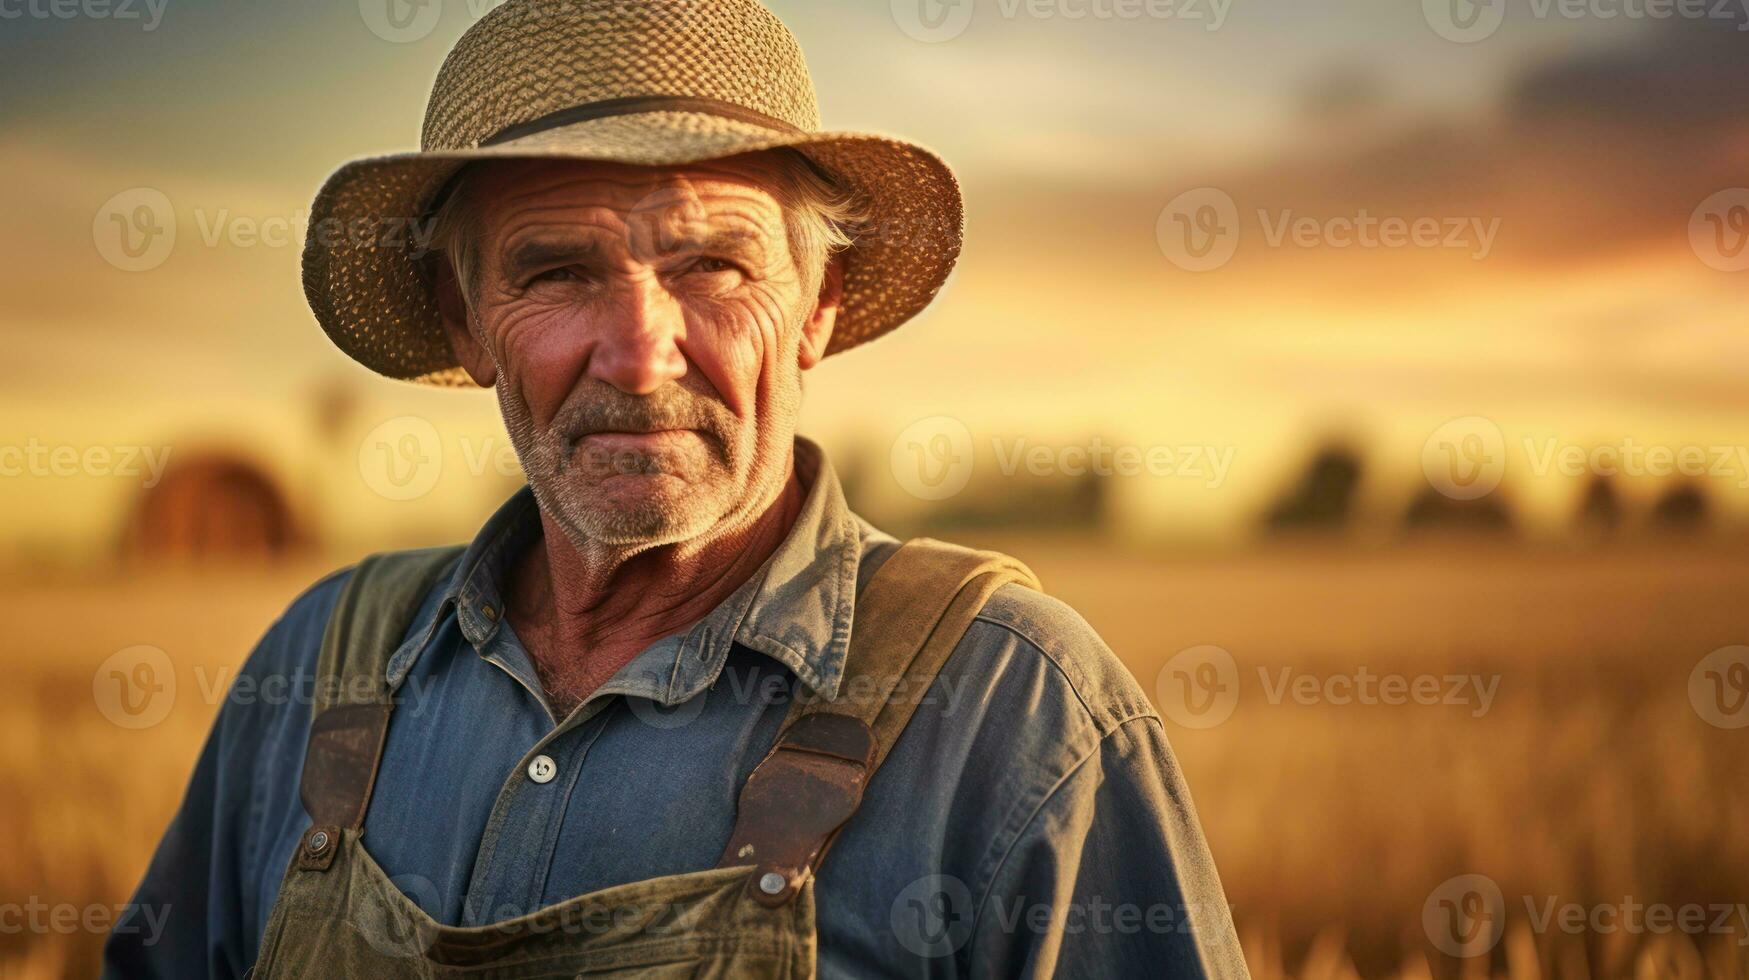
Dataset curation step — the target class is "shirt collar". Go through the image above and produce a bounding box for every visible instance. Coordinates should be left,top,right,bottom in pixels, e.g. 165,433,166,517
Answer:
384,437,864,705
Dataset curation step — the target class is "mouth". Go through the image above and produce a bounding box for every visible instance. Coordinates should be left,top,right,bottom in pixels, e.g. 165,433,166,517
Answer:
569,429,699,454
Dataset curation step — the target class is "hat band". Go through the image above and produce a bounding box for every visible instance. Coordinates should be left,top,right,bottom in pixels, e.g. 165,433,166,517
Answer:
478,94,806,148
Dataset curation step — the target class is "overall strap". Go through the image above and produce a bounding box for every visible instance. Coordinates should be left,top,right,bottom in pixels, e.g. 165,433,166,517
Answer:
295,546,463,871
717,538,1042,906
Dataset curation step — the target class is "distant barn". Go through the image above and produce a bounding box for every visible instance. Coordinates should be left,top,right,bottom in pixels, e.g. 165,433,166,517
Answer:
122,454,300,560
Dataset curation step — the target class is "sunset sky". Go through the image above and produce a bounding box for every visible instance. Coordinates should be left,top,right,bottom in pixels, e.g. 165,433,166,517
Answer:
2,0,1746,560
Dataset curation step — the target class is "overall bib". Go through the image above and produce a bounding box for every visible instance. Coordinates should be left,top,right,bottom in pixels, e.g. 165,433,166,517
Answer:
250,539,1040,978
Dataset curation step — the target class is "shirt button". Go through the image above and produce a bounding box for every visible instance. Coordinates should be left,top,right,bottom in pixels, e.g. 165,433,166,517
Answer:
527,755,557,784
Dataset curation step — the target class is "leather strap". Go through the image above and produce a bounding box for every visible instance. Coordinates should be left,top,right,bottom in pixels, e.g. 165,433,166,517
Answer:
792,539,1040,768
480,94,804,148
297,547,463,867
716,538,1041,905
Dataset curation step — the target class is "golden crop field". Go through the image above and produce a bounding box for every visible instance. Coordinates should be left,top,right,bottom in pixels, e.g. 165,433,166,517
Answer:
3,541,1746,978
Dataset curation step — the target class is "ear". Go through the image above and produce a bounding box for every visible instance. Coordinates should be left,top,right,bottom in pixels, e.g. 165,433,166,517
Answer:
434,259,497,387
797,253,845,370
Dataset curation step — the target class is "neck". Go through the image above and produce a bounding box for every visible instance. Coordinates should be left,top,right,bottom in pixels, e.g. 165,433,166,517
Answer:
506,460,807,715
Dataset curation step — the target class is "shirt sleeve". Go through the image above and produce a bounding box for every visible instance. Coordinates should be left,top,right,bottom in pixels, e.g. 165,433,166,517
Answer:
966,715,1247,979
102,707,243,979
102,574,338,979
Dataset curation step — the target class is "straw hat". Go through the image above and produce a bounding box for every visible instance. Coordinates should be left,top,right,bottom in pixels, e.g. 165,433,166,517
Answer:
304,0,963,385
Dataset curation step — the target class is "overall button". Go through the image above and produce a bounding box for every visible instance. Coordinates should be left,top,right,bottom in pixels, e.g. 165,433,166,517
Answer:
527,755,557,784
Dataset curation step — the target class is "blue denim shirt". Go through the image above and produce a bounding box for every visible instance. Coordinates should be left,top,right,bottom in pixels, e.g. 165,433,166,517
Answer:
106,441,1244,978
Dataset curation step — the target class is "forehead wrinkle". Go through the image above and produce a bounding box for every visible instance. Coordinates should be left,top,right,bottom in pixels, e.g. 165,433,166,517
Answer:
492,206,630,269
659,205,790,266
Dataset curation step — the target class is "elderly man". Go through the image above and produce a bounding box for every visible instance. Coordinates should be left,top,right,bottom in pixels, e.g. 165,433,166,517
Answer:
106,1,1243,977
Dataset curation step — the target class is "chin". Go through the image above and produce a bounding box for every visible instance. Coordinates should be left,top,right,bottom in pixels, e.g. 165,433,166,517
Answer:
543,474,731,548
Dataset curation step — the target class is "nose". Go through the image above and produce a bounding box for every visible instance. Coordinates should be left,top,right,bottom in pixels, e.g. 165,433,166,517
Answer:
586,274,688,395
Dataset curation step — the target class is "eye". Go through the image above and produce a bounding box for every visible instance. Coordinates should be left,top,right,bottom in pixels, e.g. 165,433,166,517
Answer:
530,267,581,284
689,256,743,276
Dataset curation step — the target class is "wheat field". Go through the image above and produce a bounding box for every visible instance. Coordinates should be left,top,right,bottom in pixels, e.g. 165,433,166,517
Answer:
2,541,1746,978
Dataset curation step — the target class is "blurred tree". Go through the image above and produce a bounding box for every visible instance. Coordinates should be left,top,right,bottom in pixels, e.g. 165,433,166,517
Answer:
1573,473,1624,539
1402,487,1515,536
1650,481,1709,532
1263,444,1363,533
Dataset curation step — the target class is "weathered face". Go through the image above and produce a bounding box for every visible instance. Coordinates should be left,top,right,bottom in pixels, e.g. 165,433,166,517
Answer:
435,156,841,550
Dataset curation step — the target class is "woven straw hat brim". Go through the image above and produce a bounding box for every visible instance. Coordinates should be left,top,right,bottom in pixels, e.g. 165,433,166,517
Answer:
303,112,963,386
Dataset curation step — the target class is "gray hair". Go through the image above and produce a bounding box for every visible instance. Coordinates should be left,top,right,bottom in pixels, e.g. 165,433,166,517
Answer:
423,149,865,311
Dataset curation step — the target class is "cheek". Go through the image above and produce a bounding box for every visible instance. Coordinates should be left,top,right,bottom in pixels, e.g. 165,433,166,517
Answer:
488,305,591,428
680,287,794,419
